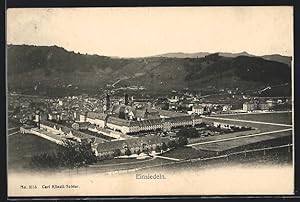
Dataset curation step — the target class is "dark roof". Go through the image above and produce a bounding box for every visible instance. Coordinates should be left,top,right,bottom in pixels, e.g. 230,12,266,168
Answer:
193,105,204,109
87,112,107,120
166,116,192,123
158,110,188,117
107,116,131,126
77,122,91,127
134,119,163,127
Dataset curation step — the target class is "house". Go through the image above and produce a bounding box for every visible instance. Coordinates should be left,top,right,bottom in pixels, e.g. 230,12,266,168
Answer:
258,103,271,111
243,102,257,112
72,122,91,130
222,105,232,112
266,99,277,107
191,105,205,115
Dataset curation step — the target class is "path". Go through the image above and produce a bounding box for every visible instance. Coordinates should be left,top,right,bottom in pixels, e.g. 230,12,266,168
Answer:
8,131,19,137
111,79,121,87
155,155,182,161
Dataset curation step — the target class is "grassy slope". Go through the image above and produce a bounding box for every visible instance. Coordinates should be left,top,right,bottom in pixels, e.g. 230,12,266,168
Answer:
214,112,292,125
8,133,62,171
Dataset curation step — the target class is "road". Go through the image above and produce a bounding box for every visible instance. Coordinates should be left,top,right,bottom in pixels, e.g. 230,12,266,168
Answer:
111,79,121,87
155,155,182,161
89,156,157,168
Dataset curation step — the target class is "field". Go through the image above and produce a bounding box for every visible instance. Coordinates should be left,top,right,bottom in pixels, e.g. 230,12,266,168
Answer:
8,133,62,171
203,118,290,133
162,147,215,160
7,118,22,129
191,132,292,152
142,146,292,174
214,112,292,125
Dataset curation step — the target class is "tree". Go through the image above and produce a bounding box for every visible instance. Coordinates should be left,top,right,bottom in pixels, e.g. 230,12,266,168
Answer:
177,136,188,147
167,140,177,148
113,149,121,157
28,140,97,170
177,127,198,138
125,149,132,156
155,145,161,153
161,142,168,151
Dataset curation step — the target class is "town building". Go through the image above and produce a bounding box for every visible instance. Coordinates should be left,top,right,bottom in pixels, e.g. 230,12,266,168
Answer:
78,109,202,134
33,119,107,144
191,105,205,115
243,102,257,112
71,122,91,130
243,101,272,112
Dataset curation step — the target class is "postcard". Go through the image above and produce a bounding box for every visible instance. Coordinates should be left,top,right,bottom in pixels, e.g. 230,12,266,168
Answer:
6,6,294,197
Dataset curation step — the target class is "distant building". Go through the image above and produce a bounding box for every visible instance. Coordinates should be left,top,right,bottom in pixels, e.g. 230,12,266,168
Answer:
266,100,276,108
258,103,271,111
58,100,63,106
243,102,256,112
222,105,232,112
167,96,179,103
191,105,205,115
243,101,272,111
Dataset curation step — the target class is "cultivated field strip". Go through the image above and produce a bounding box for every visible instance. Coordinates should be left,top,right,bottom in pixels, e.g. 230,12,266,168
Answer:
187,128,292,147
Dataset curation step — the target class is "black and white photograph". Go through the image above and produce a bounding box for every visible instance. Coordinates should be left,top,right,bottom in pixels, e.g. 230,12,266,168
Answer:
6,6,294,196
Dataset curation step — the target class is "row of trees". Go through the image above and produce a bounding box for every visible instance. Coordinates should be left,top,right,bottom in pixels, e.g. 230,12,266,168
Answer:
110,137,188,158
27,140,97,170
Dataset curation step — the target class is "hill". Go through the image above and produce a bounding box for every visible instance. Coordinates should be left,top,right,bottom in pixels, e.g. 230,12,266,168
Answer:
7,45,291,96
261,54,292,66
154,52,292,66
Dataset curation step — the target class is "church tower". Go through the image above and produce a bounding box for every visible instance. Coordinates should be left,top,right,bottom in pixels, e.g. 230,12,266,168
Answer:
104,93,110,112
124,93,129,105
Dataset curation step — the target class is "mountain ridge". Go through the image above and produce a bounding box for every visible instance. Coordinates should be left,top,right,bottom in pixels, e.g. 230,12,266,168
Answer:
153,51,291,66
7,44,291,96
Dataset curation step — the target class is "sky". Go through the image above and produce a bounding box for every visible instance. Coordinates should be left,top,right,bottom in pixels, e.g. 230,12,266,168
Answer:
7,7,293,57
